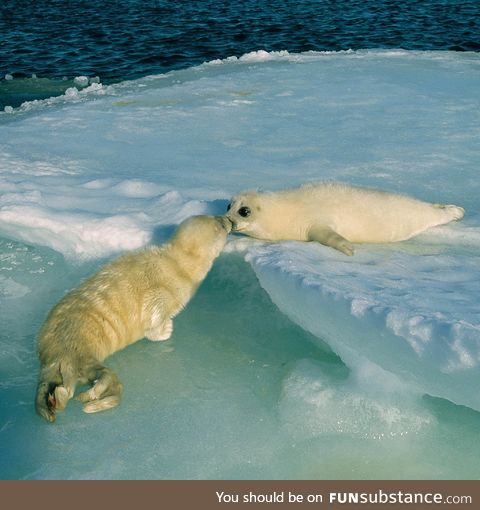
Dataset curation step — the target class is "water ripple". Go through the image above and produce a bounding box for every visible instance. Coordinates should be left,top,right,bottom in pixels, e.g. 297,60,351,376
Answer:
1,0,479,107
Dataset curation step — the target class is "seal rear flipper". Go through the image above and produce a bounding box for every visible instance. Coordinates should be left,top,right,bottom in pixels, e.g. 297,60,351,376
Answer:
35,364,63,423
35,380,59,423
433,203,465,222
76,365,123,414
82,395,121,413
308,225,354,256
35,361,77,423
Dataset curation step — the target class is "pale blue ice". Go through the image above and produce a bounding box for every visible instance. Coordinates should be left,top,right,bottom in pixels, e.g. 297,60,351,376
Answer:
0,50,479,479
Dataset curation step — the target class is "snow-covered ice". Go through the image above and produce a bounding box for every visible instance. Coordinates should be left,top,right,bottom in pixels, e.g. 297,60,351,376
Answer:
0,50,479,479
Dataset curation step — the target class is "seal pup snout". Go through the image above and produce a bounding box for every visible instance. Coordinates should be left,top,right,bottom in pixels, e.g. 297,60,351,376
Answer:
218,215,233,233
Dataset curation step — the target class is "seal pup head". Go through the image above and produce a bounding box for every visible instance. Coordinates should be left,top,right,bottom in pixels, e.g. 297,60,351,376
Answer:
225,191,270,239
169,215,232,260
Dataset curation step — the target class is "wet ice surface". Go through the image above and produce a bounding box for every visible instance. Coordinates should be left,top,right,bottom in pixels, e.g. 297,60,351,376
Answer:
0,50,479,479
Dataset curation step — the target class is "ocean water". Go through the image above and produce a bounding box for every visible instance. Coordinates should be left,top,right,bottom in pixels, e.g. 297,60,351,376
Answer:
1,2,480,481
1,0,480,108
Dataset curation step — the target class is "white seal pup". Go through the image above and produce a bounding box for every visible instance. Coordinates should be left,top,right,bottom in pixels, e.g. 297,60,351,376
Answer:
35,215,231,422
226,182,464,255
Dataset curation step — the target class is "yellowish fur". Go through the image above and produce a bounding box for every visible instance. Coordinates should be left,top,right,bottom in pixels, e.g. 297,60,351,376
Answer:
35,215,231,422
226,182,464,255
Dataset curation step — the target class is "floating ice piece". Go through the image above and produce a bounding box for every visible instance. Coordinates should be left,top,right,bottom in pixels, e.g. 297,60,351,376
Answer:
0,49,479,480
73,76,89,87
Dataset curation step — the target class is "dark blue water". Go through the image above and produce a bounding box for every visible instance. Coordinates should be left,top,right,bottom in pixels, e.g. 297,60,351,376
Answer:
1,0,479,108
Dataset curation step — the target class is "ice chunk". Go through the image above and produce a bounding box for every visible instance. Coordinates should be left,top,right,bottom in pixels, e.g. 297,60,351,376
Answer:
64,86,78,97
0,204,150,258
239,50,290,62
1,50,479,479
247,241,480,410
81,82,104,94
73,76,89,87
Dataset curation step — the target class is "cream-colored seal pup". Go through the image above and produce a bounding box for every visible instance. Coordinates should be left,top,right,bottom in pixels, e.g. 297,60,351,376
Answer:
35,215,231,422
226,183,464,255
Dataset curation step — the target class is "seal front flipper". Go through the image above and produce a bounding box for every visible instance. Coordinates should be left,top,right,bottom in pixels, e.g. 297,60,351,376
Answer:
145,318,173,341
308,225,354,256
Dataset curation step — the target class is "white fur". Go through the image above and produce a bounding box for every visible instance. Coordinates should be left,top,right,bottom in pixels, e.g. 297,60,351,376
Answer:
226,183,464,255
35,215,231,422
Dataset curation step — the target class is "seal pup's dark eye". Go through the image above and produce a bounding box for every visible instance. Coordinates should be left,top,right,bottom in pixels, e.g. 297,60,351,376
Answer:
226,203,231,212
238,206,251,218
